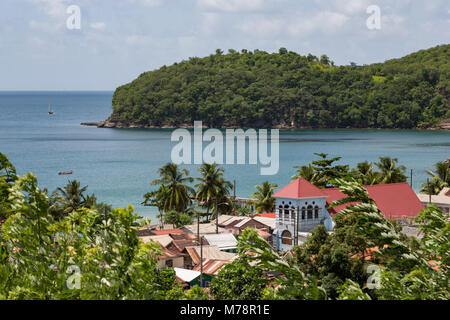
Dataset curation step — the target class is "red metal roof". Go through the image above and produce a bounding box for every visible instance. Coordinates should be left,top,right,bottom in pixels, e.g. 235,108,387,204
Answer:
151,229,187,236
323,182,424,219
253,213,276,218
256,228,272,238
273,178,326,199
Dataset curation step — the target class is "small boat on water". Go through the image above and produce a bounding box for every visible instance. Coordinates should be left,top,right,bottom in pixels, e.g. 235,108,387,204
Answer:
48,104,54,115
58,170,73,175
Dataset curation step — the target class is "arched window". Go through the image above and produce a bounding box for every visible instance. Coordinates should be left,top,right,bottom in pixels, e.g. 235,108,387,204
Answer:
281,230,292,245
307,205,313,219
301,207,306,220
314,206,319,219
284,205,290,219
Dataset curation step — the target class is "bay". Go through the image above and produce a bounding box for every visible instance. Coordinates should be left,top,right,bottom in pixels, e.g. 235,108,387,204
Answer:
0,91,449,221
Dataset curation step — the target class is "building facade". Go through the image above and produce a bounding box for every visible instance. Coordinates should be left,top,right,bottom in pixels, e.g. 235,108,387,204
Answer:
272,179,334,252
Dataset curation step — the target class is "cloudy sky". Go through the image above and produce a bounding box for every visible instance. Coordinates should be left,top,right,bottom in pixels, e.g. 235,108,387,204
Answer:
1,0,449,90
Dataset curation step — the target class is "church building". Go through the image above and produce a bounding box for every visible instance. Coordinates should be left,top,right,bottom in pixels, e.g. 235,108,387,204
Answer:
272,178,424,252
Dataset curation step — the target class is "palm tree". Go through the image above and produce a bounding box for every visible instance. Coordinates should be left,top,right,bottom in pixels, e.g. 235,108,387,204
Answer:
421,161,450,195
375,157,407,184
50,180,88,218
291,164,326,187
150,163,194,213
352,161,379,185
195,163,232,222
0,152,16,183
251,181,278,213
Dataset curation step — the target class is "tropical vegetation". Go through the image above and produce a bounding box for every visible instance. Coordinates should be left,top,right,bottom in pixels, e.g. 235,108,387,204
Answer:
110,45,450,129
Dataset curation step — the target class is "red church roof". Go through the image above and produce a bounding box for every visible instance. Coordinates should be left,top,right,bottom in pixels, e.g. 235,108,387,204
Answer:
273,178,326,199
322,182,424,219
273,179,424,220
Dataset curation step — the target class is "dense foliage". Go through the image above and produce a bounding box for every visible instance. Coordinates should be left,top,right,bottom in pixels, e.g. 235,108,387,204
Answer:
421,160,450,195
292,153,407,188
111,45,450,129
1,153,448,300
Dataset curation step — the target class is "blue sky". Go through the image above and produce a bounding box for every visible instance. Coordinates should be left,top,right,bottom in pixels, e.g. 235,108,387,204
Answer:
1,0,449,90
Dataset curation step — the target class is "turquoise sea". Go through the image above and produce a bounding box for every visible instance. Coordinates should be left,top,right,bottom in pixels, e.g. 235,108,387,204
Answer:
0,91,449,221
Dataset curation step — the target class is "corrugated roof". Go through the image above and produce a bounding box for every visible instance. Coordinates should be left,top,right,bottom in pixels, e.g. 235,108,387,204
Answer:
324,182,424,219
158,243,184,259
193,259,231,275
185,245,237,263
203,233,238,249
181,223,226,235
253,213,276,218
140,234,173,247
417,193,450,205
273,178,326,199
151,228,187,236
253,216,275,229
174,267,201,282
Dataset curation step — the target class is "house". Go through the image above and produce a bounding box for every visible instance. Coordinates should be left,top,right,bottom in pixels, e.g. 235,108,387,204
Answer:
149,228,188,236
203,233,238,253
155,243,185,269
193,259,231,276
184,245,237,267
140,234,174,247
174,265,216,288
417,187,450,214
219,217,272,235
180,223,227,235
273,178,425,251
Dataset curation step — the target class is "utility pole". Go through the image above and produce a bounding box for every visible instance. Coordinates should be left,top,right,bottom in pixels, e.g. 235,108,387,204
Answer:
410,169,413,187
294,206,298,246
200,235,203,287
216,199,219,234
428,178,431,204
197,211,200,243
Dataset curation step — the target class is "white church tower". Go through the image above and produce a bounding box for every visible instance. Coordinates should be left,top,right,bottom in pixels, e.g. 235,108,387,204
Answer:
272,178,334,251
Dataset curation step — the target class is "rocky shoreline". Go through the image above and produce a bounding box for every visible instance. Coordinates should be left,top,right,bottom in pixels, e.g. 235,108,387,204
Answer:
81,115,450,131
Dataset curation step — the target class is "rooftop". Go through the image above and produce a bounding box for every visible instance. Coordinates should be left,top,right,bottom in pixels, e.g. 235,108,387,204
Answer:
174,267,201,283
273,178,326,199
323,182,424,219
203,233,238,250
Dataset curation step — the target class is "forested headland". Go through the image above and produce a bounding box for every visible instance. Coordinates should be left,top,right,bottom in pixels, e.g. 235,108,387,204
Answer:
99,45,450,129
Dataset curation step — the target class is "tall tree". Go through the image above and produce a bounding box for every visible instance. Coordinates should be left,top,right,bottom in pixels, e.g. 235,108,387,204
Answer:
375,157,407,184
50,180,89,219
421,161,450,195
251,181,278,213
148,163,194,213
195,163,232,222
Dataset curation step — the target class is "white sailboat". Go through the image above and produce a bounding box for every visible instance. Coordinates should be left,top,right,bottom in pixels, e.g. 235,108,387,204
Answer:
48,104,54,115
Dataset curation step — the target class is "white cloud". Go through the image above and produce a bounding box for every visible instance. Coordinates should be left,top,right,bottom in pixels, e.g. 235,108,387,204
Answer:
314,0,372,14
126,0,164,7
239,16,284,37
200,12,221,35
28,19,64,33
238,11,349,38
90,22,106,30
289,11,349,36
29,0,70,18
197,0,275,12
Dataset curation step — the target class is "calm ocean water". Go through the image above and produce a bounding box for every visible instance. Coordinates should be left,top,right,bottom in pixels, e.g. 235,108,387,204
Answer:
1,91,449,221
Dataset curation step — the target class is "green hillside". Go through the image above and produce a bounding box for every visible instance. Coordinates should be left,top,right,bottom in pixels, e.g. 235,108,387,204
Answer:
109,45,450,129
